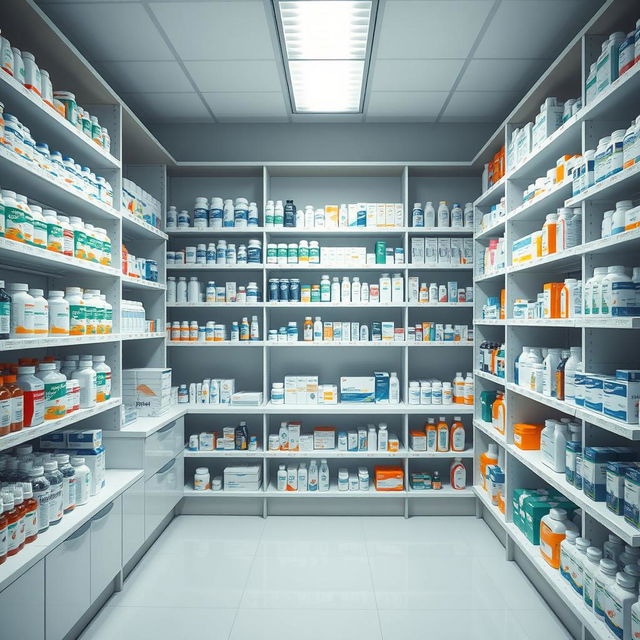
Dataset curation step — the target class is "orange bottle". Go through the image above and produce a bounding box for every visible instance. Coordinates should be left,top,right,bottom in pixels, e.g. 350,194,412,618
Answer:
4,374,23,433
0,377,10,437
479,444,499,491
436,417,449,452
450,417,466,452
492,392,506,434
12,485,26,552
3,490,21,556
21,483,38,544
0,496,7,564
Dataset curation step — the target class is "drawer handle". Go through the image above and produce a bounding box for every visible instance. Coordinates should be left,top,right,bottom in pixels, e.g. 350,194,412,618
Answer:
157,421,176,434
67,521,91,541
91,501,115,522
158,457,176,474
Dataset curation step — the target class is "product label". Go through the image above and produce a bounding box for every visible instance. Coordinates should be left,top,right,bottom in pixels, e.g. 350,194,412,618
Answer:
0,523,6,557
69,304,86,335
594,579,609,618
32,219,47,247
7,521,18,553
584,569,595,607
23,388,44,427
10,395,22,426
96,371,111,402
0,397,10,430
62,229,73,256
631,608,640,639
33,488,49,532
5,205,24,242
24,506,38,539
44,381,66,419
50,308,70,335
0,301,9,334
605,588,626,638
48,483,63,522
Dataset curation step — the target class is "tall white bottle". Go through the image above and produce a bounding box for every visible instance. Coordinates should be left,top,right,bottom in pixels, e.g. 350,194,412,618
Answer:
318,459,330,492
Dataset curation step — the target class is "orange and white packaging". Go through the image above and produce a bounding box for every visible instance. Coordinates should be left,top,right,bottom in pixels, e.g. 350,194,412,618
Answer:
287,422,301,451
541,215,557,256
500,288,506,319
625,204,640,231
543,282,564,318
313,426,336,450
324,205,338,228
374,465,404,491
555,155,573,183
539,508,578,569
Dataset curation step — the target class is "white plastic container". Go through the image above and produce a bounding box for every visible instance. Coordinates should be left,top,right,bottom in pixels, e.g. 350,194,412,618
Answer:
7,283,34,339
194,467,211,491
64,287,85,336
28,288,48,336
16,365,44,427
560,529,579,587
93,355,111,402
540,507,578,569
35,362,66,420
75,360,96,409
584,546,603,610
277,464,287,491
594,558,619,620
606,571,637,639
601,265,633,317
70,456,91,505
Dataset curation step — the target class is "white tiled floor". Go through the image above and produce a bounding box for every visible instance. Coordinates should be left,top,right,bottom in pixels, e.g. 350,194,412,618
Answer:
79,515,573,640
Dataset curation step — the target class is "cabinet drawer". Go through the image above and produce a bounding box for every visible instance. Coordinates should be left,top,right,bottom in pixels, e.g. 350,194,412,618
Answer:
145,454,183,538
122,476,145,566
144,417,184,478
0,561,44,640
90,497,123,601
46,522,91,640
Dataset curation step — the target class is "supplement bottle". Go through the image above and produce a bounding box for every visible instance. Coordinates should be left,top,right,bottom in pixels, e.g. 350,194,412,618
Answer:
8,283,34,338
194,467,210,491
450,417,465,452
3,190,24,243
2,490,21,556
43,460,63,526
100,294,112,333
21,482,38,544
16,365,44,427
560,529,579,586
4,374,23,433
55,454,76,513
47,290,69,335
57,215,74,257
93,355,111,402
68,216,87,260
0,280,10,339
43,210,62,253
584,546,603,609
0,492,7,564
604,534,625,564
11,485,26,551
0,376,11,436
64,287,86,336
606,571,636,639
436,417,449,452
276,464,287,491
450,457,466,489
540,507,578,570
318,460,330,491
36,362,66,420
29,205,47,249
76,360,96,408
70,457,91,506
28,288,48,336
571,537,590,597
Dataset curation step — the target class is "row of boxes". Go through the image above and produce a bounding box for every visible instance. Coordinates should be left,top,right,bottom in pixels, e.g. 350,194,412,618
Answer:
512,488,577,545
410,237,473,265
575,369,640,424
223,465,262,491
123,368,172,417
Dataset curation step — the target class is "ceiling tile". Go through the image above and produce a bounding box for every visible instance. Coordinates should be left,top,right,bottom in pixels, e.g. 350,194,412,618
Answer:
121,92,213,123
440,90,521,122
475,0,601,59
366,91,448,121
202,92,289,121
149,1,276,61
457,58,551,92
41,3,174,61
370,59,464,92
376,1,493,59
185,61,282,93
99,61,193,94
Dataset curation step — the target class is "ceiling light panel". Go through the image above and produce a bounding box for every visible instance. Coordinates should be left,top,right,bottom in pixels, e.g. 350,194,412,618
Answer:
276,0,374,113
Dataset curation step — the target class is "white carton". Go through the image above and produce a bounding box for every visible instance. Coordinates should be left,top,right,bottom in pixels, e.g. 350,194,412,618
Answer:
411,237,425,264
425,238,438,264
408,276,419,303
437,238,451,264
340,376,375,403
463,238,474,264
376,203,386,227
219,379,235,404
450,238,464,265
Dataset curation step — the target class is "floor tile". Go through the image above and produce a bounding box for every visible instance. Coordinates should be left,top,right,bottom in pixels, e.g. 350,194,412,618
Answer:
230,608,382,640
108,552,252,609
78,606,236,640
241,554,377,610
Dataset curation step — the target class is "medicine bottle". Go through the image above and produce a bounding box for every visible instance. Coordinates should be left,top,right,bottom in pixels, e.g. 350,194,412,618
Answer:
93,355,111,402
0,376,11,436
28,288,48,336
11,485,26,550
4,374,23,433
21,482,38,543
0,280,10,339
47,290,69,335
0,491,7,564
70,457,91,506
54,454,76,513
16,365,44,427
76,360,96,408
7,283,34,338
36,362,66,419
43,461,63,526
2,490,21,556
64,287,85,335
56,215,74,256
100,294,112,333
43,209,63,253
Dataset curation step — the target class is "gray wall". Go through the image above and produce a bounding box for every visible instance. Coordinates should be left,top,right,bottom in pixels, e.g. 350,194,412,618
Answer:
151,123,497,163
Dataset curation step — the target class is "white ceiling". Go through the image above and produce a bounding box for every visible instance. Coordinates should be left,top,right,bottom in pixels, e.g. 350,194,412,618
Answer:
37,0,603,125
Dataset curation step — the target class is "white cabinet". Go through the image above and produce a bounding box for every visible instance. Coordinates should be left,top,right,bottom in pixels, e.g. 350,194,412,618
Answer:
90,497,122,601
145,454,183,537
122,476,145,566
0,560,45,640
45,521,91,640
144,418,184,477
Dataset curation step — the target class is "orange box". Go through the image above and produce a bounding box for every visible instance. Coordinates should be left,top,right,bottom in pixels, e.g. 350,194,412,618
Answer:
513,423,543,450
543,282,564,318
555,155,573,183
374,465,404,491
500,288,506,319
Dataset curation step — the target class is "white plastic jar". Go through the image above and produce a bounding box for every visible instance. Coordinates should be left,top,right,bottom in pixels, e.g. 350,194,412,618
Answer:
601,265,633,317
611,200,633,235
609,129,626,177
47,290,69,336
590,266,610,315
68,216,87,260
16,365,44,427
35,362,66,419
271,382,284,404
82,289,97,336
337,468,349,491
28,288,48,336
194,467,210,491
84,223,100,263
64,287,85,336
2,190,24,243
95,227,111,265
75,360,96,409
21,52,41,96
93,355,111,402
7,283,34,338
85,289,105,334
28,205,47,249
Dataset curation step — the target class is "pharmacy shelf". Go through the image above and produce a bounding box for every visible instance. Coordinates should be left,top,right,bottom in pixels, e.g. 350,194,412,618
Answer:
407,449,474,458
268,264,407,271
507,247,582,275
408,302,474,308
168,302,264,308
183,404,265,414
264,301,406,308
505,317,640,328
0,71,121,171
408,264,472,271
506,522,608,640
475,218,507,241
269,227,409,236
0,333,121,352
473,419,506,446
474,370,505,386
474,177,506,208
473,318,505,326
122,332,165,341
265,342,405,348
0,397,121,453
407,227,473,235
265,483,406,498
565,163,640,207
0,238,120,278
0,147,119,223
167,341,264,347
507,181,573,223
184,485,264,498
265,449,406,459
167,228,263,236
474,270,506,283
184,449,264,458
0,468,142,593
507,444,640,545
121,275,166,291
106,406,187,438
407,486,474,498
167,264,262,271
264,402,474,415
121,211,168,241
506,318,575,327
506,383,640,439
472,484,506,526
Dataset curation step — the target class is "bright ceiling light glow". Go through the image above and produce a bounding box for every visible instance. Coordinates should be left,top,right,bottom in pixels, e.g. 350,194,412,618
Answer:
277,1,373,113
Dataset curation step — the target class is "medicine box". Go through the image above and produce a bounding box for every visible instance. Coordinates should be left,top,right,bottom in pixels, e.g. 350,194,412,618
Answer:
625,467,640,529
374,465,404,491
425,238,438,264
313,427,336,450
607,461,639,516
223,465,262,491
410,430,426,451
411,238,424,264
340,376,375,403
381,322,394,342
123,368,172,416
604,374,640,423
374,371,389,402
284,376,318,404
437,238,451,264
463,238,473,265
584,374,611,413
40,432,67,449
65,429,102,450
66,446,106,496
288,422,301,451
410,472,431,490
450,238,463,264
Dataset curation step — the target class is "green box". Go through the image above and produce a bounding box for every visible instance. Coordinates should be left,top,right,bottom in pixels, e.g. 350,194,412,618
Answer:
512,489,549,533
375,241,386,264
523,495,576,545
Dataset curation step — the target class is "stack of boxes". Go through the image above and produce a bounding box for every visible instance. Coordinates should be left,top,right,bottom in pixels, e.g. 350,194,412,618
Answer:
223,465,262,492
123,368,172,417
410,236,473,266
512,488,577,545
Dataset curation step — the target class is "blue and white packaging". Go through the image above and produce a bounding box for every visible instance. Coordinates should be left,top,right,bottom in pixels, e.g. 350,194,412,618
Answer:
584,374,606,412
604,370,640,423
374,372,390,403
340,376,375,403
39,432,66,449
65,429,102,450
66,446,106,496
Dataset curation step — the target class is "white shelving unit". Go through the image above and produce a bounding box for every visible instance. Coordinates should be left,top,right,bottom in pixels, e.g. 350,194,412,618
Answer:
471,2,640,638
167,162,478,517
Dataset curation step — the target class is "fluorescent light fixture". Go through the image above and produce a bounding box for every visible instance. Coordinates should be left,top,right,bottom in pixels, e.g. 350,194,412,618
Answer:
276,1,374,113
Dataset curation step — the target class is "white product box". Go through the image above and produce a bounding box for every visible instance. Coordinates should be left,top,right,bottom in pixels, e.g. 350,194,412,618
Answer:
219,379,235,404
65,429,102,450
385,203,395,226
231,391,263,405
411,238,425,265
463,238,474,264
39,432,66,449
224,465,262,491
584,375,608,413
284,376,318,404
287,422,301,451
66,446,105,496
437,238,451,264
425,238,438,264
408,276,419,303
225,281,236,302
340,376,375,403
604,371,640,423
314,427,336,449
450,238,464,265
123,368,172,416
376,203,386,227
346,203,357,227
394,203,404,227
299,434,314,451
199,432,214,451
366,204,376,228
318,384,338,404
381,321,395,342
